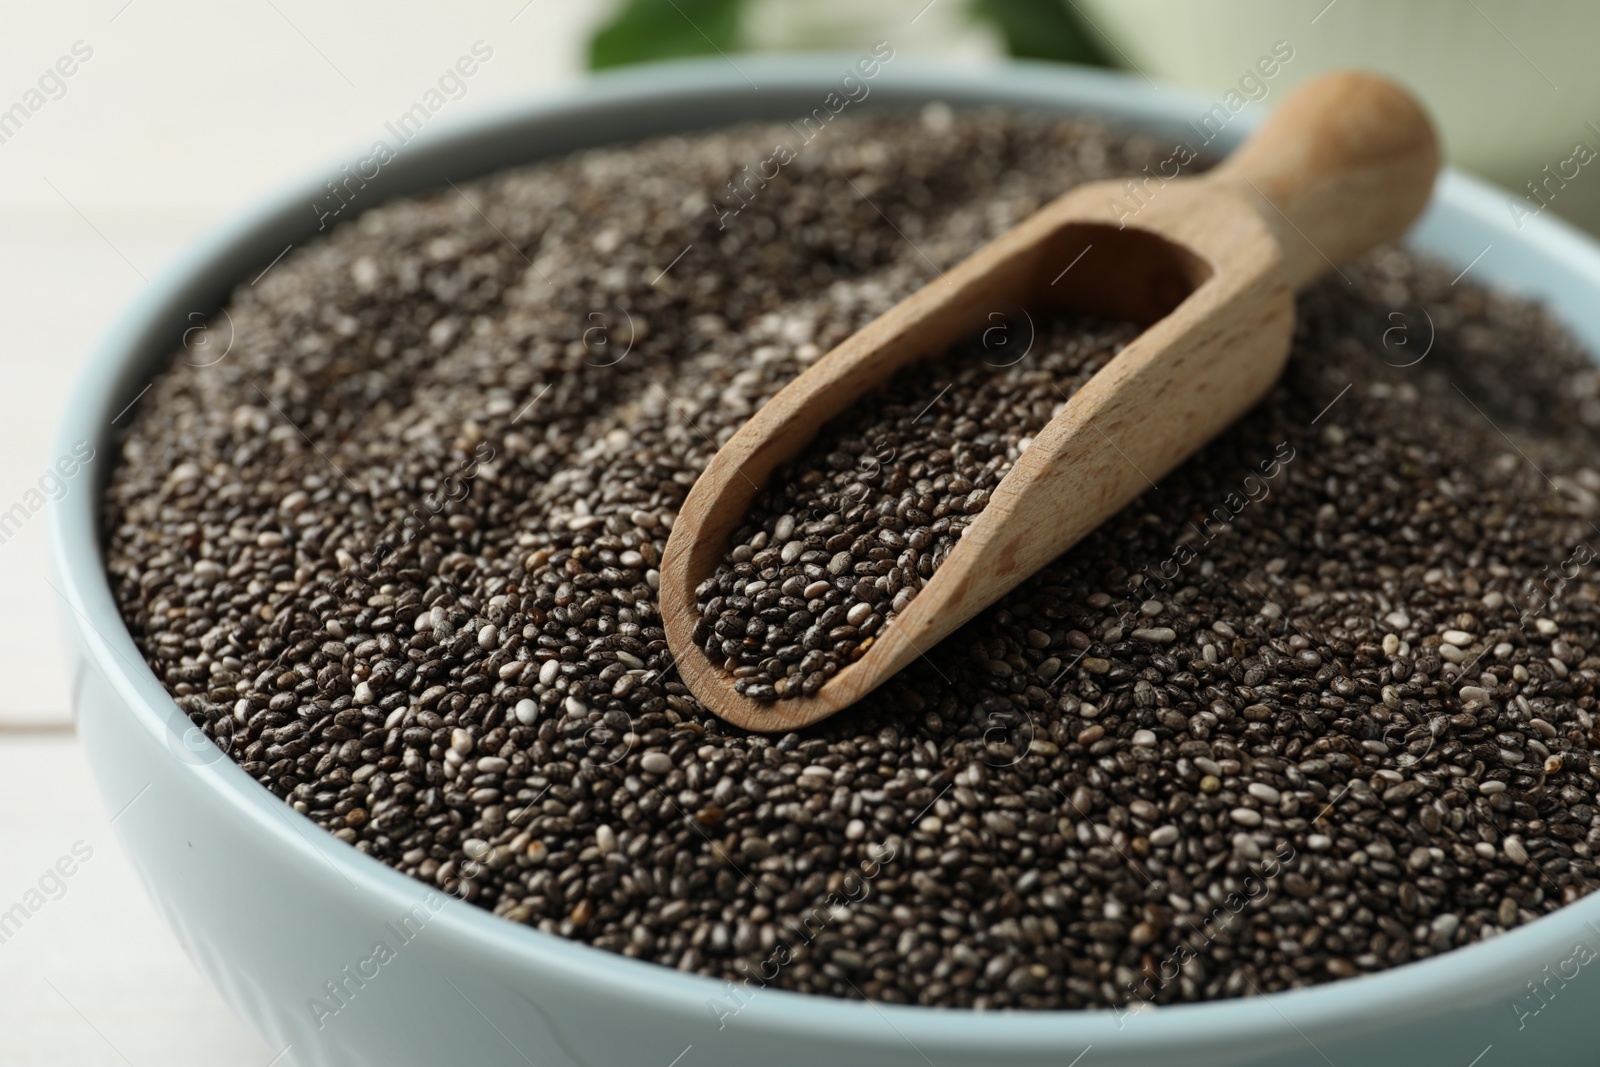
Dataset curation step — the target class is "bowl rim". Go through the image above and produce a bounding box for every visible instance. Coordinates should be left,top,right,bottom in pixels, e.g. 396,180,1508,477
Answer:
48,52,1600,1055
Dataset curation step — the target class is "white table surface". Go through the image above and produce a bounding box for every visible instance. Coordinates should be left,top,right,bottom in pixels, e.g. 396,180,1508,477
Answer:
0,3,999,1062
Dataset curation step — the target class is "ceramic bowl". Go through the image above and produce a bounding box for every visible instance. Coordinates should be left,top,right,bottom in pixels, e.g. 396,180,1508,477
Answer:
49,55,1600,1067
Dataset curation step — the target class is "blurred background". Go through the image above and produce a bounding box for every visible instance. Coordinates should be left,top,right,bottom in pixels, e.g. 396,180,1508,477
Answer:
3,1,1598,1062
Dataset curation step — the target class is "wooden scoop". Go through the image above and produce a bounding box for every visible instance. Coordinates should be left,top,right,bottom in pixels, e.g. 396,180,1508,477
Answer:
660,71,1439,732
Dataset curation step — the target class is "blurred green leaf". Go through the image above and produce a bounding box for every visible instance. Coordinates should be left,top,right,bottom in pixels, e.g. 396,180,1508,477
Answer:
588,0,745,70
586,0,1114,72
968,0,1113,66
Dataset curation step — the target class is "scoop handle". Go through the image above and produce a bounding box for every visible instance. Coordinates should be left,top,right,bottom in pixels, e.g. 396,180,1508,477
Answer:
1213,70,1439,290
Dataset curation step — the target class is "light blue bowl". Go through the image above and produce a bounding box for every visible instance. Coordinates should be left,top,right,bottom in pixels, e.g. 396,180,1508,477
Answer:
49,55,1600,1067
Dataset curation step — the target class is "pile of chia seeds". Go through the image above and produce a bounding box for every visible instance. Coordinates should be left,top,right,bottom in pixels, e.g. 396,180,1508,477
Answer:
692,312,1140,701
104,105,1600,1011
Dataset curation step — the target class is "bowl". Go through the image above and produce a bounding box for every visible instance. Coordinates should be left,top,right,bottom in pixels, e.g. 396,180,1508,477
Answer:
49,55,1600,1067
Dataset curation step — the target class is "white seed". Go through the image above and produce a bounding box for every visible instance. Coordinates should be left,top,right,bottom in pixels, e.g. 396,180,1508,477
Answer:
1504,836,1529,865
1247,782,1280,804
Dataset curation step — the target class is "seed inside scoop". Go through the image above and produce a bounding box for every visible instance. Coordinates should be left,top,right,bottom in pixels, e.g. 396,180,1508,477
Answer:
693,312,1141,700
